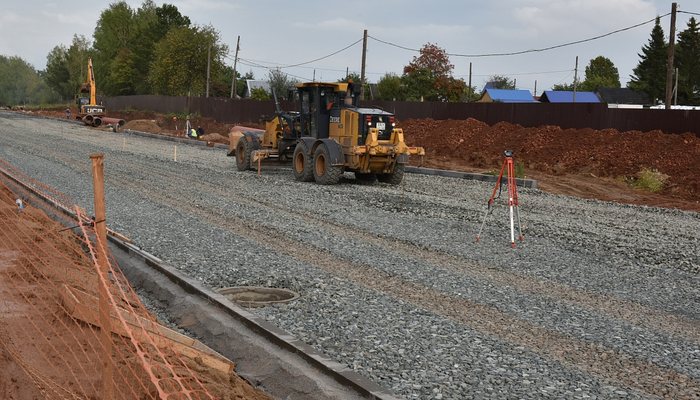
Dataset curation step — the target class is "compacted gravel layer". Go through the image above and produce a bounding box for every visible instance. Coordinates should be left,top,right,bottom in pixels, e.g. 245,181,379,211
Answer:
1,112,698,399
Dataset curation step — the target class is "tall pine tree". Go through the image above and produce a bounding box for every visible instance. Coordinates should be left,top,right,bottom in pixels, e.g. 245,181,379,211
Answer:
676,17,700,105
628,17,667,103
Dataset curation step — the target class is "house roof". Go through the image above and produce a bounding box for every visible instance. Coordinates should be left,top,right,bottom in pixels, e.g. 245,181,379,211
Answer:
596,88,650,105
481,88,536,103
540,91,601,103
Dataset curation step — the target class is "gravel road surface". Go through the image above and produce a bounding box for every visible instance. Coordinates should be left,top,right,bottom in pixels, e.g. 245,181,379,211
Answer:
1,112,698,399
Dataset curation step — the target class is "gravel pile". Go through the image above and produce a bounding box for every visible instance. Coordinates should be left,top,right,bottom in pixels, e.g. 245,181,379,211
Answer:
1,111,698,399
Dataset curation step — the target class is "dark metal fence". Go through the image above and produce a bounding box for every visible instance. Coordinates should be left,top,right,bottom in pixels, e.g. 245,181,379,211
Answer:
104,95,700,136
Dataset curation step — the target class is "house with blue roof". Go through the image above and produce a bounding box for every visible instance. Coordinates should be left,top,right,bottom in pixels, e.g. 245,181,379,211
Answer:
539,90,600,103
478,89,537,103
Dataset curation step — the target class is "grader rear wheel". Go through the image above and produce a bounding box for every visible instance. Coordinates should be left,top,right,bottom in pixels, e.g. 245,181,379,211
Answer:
313,144,343,185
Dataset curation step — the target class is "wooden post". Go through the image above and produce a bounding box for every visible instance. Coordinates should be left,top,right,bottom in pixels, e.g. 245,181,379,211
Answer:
90,153,113,400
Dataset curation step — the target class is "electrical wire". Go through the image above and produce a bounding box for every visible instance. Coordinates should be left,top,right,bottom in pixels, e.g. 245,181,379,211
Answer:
368,13,671,58
679,10,700,17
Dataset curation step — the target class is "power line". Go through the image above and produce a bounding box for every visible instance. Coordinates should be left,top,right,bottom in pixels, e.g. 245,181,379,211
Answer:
678,10,700,16
368,13,671,58
460,69,573,78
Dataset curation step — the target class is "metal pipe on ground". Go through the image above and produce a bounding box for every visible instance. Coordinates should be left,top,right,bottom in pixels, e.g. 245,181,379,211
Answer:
101,117,125,128
81,115,102,127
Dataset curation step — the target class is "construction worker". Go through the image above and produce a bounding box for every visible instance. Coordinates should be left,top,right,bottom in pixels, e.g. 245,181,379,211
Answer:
189,128,198,139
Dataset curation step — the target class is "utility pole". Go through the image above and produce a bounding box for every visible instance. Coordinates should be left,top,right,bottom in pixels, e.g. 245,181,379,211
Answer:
230,35,240,99
674,67,679,105
346,66,349,80
360,29,368,101
468,62,472,101
665,2,677,109
206,45,211,98
534,80,537,97
573,56,579,103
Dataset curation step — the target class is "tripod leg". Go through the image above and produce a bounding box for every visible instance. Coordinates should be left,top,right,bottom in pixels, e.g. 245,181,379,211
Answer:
509,202,515,247
476,201,492,242
515,204,524,241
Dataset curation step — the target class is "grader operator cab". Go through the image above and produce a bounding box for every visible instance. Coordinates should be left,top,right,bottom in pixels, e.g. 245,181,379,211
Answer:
230,81,424,185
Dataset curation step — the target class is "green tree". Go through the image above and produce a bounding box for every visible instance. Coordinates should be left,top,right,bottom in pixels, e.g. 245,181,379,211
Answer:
580,56,620,91
250,87,271,100
401,43,466,102
377,73,404,101
44,35,92,100
551,81,577,91
0,56,57,106
676,17,700,105
92,1,191,95
268,68,299,100
628,16,667,103
148,25,228,96
92,1,135,94
486,75,516,89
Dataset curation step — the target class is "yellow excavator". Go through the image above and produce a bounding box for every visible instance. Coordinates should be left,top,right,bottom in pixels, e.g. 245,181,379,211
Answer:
76,58,105,127
229,82,424,185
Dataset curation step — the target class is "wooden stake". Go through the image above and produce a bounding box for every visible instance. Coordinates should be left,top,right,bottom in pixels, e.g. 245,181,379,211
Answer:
90,153,113,400
174,145,178,162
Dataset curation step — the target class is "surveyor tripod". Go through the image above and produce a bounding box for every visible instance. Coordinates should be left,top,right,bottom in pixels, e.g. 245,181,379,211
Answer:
476,150,524,248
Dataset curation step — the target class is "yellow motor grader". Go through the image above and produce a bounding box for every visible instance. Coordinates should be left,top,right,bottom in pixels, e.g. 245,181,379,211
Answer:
229,81,424,185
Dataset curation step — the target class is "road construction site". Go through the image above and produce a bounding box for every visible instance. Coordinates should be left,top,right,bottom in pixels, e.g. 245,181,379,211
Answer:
1,111,699,399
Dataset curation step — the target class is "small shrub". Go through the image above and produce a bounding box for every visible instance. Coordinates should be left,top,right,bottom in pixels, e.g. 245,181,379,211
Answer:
514,161,526,179
632,168,668,193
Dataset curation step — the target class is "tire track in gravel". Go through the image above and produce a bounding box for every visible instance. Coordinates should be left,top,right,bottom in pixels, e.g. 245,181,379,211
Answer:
107,172,699,400
109,155,699,346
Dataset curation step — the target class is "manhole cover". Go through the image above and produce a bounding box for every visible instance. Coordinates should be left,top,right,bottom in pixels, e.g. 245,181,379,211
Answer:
216,286,299,308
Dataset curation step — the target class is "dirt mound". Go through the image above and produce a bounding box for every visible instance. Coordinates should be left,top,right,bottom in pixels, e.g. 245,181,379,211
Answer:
402,118,700,201
123,119,162,133
200,133,229,144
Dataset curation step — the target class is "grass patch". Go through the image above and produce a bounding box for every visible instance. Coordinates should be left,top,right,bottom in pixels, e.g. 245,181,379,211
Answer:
515,161,526,179
631,168,669,193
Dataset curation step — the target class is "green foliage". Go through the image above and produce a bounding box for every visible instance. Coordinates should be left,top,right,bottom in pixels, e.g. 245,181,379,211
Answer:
514,161,526,179
487,75,516,90
268,69,299,100
676,17,700,105
628,17,667,103
631,168,668,192
91,1,192,95
250,87,271,100
580,56,620,91
377,73,404,100
401,43,466,102
148,25,228,96
0,55,58,106
44,35,91,100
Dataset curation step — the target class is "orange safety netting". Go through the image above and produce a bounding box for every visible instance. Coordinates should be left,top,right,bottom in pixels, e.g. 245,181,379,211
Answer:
0,160,269,400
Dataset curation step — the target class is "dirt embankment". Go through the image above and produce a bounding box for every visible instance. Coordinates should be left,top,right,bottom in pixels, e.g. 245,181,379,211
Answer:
402,118,700,211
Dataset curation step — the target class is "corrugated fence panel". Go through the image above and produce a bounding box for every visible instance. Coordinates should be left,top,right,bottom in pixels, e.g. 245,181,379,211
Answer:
104,96,700,136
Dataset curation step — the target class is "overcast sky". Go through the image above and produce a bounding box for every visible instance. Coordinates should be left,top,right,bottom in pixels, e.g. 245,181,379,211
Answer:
0,0,695,94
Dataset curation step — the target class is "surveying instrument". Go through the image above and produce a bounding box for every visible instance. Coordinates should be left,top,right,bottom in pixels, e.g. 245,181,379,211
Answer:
476,150,524,247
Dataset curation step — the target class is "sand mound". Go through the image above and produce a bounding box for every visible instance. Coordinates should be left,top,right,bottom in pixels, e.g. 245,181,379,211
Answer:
200,133,229,144
123,119,161,133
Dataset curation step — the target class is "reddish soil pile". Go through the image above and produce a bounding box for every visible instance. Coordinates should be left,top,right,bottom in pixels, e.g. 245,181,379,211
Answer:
402,118,700,207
